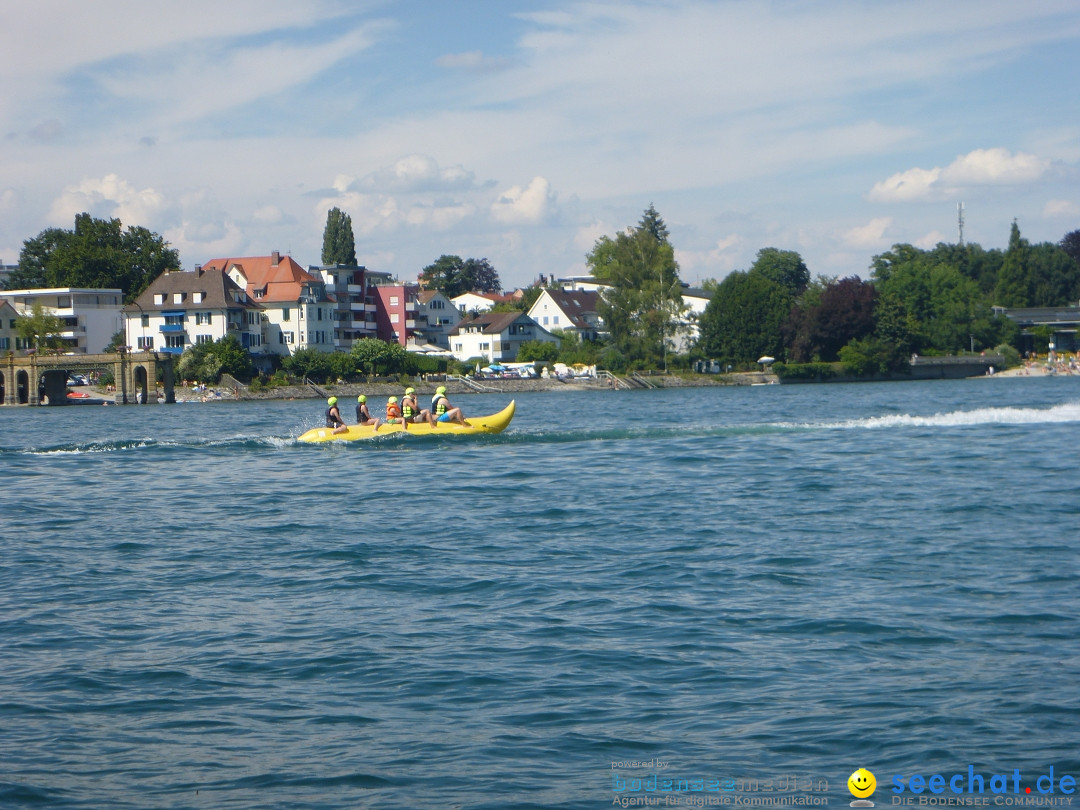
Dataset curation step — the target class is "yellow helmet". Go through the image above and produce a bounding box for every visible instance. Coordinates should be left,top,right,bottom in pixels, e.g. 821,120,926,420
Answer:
358,395,366,403
327,396,338,406
388,396,398,403
436,385,447,394
405,387,415,395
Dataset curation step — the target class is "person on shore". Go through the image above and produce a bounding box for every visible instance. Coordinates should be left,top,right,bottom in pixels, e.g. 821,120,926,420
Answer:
385,396,406,428
325,397,348,434
430,385,471,427
356,395,381,431
401,387,435,428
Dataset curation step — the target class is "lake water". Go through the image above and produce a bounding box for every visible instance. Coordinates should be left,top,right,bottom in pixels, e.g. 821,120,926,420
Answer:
2,378,1079,809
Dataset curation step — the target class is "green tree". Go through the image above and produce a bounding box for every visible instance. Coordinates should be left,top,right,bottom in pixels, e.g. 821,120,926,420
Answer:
419,255,501,298
517,339,559,362
177,335,254,383
15,303,66,352
350,338,405,376
698,271,789,365
321,207,357,266
587,207,684,368
994,220,1031,307
12,213,179,301
749,247,810,297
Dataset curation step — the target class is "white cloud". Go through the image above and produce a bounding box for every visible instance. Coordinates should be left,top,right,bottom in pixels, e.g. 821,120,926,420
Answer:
842,217,893,248
48,174,167,227
869,148,1051,202
316,191,473,235
941,148,1050,185
490,177,554,224
676,235,742,279
436,51,513,73
1043,199,1080,218
915,230,949,249
361,155,476,193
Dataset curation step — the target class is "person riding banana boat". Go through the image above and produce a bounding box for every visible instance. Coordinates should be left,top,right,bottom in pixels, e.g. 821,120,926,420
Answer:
400,387,435,428
356,395,381,431
325,397,348,434
430,385,470,427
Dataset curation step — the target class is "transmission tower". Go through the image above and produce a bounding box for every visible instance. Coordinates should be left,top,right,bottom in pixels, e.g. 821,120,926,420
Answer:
957,201,965,246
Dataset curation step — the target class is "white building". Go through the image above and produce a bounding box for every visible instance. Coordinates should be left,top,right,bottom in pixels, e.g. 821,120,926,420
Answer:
527,289,603,341
449,311,559,363
0,287,124,353
202,252,336,360
416,289,462,349
122,268,263,355
451,291,508,315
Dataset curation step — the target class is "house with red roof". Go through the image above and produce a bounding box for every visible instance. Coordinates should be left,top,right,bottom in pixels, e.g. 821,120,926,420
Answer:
202,251,336,359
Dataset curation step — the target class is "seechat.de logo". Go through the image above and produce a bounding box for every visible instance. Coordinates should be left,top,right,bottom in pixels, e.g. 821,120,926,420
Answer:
849,768,877,807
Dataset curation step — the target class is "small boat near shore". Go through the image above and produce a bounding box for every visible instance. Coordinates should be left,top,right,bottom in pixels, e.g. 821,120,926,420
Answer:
298,400,516,443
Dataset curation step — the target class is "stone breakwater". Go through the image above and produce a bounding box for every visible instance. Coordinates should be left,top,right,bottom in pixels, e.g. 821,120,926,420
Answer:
231,371,776,401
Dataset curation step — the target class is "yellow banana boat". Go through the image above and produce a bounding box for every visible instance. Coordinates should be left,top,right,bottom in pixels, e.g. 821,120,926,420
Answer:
298,400,516,443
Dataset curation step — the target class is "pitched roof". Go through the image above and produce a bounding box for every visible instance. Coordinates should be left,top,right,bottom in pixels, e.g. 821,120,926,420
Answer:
122,268,261,313
542,289,600,328
451,310,532,335
202,253,320,304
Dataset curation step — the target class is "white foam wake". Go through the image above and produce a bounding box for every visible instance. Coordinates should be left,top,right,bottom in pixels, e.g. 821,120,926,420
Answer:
834,401,1080,430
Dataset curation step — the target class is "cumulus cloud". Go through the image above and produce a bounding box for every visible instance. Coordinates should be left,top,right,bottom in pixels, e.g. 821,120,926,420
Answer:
48,174,167,226
316,191,473,235
1043,199,1080,218
360,155,476,193
869,148,1051,202
676,235,742,279
842,217,893,248
490,177,554,224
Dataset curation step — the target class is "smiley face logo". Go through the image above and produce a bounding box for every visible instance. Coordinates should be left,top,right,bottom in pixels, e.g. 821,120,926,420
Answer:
848,768,876,799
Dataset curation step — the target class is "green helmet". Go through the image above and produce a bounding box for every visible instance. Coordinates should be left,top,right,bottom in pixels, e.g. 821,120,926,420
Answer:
327,396,338,406
436,385,447,394
388,396,398,403
405,387,416,395
358,395,366,403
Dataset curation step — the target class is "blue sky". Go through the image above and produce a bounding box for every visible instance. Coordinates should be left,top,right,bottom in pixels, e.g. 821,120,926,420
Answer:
2,0,1078,289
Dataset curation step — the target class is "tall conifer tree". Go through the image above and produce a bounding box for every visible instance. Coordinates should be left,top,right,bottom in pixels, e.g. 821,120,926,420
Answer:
321,207,357,266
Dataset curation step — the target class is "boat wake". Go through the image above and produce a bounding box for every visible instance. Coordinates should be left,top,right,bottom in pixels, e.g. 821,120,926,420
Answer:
820,401,1080,430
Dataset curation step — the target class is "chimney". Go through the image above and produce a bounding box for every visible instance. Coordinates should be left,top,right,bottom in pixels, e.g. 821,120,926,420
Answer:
195,264,203,277
271,250,280,266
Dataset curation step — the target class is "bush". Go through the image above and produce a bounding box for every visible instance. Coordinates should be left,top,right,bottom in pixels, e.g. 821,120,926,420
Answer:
994,343,1020,368
773,362,839,380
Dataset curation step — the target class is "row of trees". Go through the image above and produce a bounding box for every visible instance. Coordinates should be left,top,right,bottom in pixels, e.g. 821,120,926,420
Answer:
696,220,1080,372
6,213,181,302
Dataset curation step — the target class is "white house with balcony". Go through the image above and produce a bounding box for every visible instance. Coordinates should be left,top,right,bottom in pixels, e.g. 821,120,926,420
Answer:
449,311,558,363
122,268,263,355
0,287,124,353
201,252,336,360
527,289,603,341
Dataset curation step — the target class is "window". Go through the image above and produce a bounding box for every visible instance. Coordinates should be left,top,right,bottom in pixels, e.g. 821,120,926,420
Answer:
390,313,399,324
165,334,185,349
196,334,213,344
543,316,549,325
0,337,8,350
317,308,322,321
141,314,149,327
138,336,154,349
193,292,205,303
57,296,71,308
282,308,290,322
553,316,559,325
480,342,490,351
173,293,184,304
390,296,399,306
154,294,165,305
195,312,212,325
284,331,294,344
164,313,185,326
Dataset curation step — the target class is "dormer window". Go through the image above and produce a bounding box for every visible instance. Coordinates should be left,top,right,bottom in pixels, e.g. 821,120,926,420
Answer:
173,292,185,304
154,293,164,305
193,292,205,304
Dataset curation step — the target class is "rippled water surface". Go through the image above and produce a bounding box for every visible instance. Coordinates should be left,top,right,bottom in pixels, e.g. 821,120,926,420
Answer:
2,379,1079,808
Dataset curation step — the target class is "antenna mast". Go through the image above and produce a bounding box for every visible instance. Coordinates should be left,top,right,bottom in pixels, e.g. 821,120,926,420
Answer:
957,202,965,246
